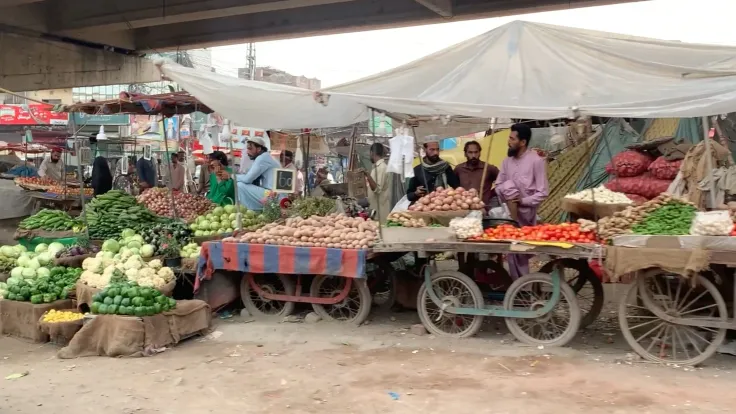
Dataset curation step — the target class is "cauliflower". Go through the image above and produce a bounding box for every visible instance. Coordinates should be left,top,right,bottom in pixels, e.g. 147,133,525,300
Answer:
82,258,103,273
138,267,156,279
102,258,115,268
157,267,175,283
152,276,166,288
148,259,163,271
125,268,139,280
103,265,116,277
121,250,134,261
80,270,110,288
124,258,143,271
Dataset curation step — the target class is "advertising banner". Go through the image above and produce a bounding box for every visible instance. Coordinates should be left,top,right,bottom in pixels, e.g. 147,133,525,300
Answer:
0,104,68,125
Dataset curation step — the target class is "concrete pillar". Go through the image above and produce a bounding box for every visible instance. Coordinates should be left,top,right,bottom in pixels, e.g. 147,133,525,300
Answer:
0,32,160,92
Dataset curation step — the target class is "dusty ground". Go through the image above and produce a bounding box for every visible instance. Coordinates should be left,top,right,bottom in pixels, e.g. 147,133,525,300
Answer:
2,303,736,414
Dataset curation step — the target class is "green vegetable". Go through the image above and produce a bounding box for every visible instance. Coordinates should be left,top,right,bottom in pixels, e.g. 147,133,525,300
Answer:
632,202,697,236
30,294,42,304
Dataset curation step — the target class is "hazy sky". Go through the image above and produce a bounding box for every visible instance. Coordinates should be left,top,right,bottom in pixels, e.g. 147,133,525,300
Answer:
211,0,736,87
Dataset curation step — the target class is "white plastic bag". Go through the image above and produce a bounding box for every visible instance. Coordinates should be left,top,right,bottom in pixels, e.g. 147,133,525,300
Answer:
488,206,511,220
391,195,411,213
689,210,733,236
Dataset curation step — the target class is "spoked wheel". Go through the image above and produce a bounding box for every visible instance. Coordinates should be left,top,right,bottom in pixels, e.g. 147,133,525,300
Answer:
417,271,485,338
240,273,296,318
540,259,604,328
504,273,581,347
619,271,728,366
310,276,372,325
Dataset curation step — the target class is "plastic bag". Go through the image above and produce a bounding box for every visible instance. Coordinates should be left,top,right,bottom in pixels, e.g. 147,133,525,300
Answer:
690,210,733,236
648,156,682,180
391,195,411,213
465,210,484,220
604,174,671,199
608,150,654,177
488,206,511,219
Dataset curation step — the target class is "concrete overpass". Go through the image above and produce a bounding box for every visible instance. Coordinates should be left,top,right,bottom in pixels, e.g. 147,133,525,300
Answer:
0,0,640,91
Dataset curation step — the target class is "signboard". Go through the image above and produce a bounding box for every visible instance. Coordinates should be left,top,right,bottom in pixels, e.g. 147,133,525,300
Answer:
164,116,179,140
270,131,330,154
0,104,68,125
225,127,267,150
71,113,129,126
273,168,295,193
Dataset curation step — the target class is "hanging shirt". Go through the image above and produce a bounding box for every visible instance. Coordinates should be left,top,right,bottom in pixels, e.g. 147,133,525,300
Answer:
367,159,392,223
38,156,64,181
454,161,499,206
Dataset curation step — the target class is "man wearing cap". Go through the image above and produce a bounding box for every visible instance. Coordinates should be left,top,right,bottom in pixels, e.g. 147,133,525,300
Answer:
406,136,459,204
38,148,65,182
234,136,281,210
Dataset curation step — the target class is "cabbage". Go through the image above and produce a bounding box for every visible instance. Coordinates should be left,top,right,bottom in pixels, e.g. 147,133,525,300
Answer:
21,267,36,278
34,243,48,253
102,251,114,260
10,267,23,278
190,223,199,231
0,245,17,258
200,220,210,230
140,244,155,258
6,276,21,286
14,245,27,253
16,255,30,268
127,240,142,250
213,206,224,216
36,267,50,278
121,228,136,238
102,239,120,253
47,242,65,256
129,247,140,256
37,252,52,266
26,258,40,270
131,235,144,244
224,205,235,214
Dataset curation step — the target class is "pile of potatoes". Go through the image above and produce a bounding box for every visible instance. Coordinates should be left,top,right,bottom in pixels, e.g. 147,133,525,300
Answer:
387,212,427,228
231,214,378,249
597,193,692,239
408,187,485,212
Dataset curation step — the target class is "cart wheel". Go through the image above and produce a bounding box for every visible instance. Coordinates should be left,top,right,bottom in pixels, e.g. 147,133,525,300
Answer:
619,270,727,366
540,259,603,329
417,271,485,338
310,276,372,325
240,273,296,318
504,272,581,347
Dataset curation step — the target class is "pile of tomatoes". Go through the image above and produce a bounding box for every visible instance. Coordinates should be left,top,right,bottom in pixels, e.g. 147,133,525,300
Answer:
470,222,598,243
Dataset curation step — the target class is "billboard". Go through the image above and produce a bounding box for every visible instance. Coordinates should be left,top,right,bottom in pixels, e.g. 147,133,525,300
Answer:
71,113,129,126
0,104,68,126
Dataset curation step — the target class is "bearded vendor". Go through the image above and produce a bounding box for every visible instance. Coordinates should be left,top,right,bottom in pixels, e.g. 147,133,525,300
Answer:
236,136,281,211
454,140,499,207
406,136,459,204
495,123,549,279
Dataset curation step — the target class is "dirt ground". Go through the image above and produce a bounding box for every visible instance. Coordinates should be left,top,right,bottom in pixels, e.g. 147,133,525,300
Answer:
3,299,736,414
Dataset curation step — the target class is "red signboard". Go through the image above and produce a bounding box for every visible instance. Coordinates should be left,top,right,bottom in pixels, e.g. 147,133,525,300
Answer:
0,104,68,126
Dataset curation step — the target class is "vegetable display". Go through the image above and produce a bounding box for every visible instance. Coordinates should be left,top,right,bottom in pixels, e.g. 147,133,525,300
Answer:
85,191,161,239
564,186,632,204
4,266,81,303
387,212,427,228
90,281,177,316
632,203,697,236
137,222,192,253
596,194,694,239
19,209,80,231
48,185,93,197
471,222,597,243
15,177,57,187
136,188,215,223
55,244,99,258
180,242,201,259
81,247,175,290
232,214,378,249
42,309,84,323
689,211,733,236
449,217,483,239
408,187,485,212
190,205,267,236
289,197,337,218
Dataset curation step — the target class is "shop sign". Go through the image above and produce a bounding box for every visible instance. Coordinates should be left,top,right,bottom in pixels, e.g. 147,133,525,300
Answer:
71,113,129,125
0,104,68,125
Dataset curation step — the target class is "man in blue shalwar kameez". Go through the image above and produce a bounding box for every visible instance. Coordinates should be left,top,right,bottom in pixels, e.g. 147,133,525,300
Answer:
236,136,281,211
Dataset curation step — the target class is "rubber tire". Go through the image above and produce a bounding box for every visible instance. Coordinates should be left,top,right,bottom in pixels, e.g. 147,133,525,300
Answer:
310,276,372,325
618,272,727,366
240,273,296,318
416,270,485,338
504,272,582,347
540,259,604,328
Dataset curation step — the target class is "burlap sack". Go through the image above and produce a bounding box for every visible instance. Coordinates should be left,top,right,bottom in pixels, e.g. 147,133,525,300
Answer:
605,246,711,281
58,300,211,358
38,311,84,346
0,299,75,342
180,258,197,273
76,279,177,311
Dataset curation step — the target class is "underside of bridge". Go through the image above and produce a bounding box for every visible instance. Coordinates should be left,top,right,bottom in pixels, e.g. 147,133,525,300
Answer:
0,0,639,91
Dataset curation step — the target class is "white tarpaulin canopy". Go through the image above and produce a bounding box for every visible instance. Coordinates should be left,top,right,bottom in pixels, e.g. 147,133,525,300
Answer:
157,62,369,129
326,20,736,120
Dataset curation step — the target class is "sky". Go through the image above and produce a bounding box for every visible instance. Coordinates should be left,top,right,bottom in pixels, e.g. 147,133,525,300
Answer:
210,0,736,87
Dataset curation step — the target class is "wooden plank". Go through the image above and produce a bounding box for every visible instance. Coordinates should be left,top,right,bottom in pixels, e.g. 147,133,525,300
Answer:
372,241,598,258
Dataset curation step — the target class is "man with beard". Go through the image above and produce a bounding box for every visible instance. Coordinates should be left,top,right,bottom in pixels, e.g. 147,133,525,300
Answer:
454,141,499,207
406,137,459,204
363,143,391,223
38,148,65,181
235,136,281,210
495,123,549,278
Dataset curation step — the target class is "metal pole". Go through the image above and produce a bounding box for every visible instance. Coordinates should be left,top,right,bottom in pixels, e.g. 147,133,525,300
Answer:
162,117,179,219
478,117,497,212
702,116,717,209
229,126,242,230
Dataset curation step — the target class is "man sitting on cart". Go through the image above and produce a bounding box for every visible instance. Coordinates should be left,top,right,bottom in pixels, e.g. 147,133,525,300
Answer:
495,123,549,279
406,136,459,204
235,136,282,210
